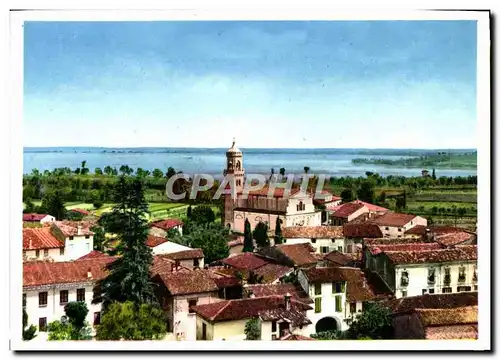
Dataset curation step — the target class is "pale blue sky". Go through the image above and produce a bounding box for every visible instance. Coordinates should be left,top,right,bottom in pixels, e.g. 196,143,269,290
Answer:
24,21,477,148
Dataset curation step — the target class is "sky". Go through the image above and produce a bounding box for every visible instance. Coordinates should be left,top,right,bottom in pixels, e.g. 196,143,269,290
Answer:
23,21,477,149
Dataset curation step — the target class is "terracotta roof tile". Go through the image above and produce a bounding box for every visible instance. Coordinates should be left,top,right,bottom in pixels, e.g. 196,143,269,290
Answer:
303,267,375,302
23,227,64,250
259,307,312,327
436,232,476,246
351,200,389,213
252,263,293,283
323,251,354,266
155,270,218,296
370,212,417,227
245,284,312,303
145,235,168,248
191,296,311,322
384,245,477,265
164,249,204,261
330,202,365,218
151,255,191,276
404,225,428,235
222,253,270,270
343,223,383,238
76,250,109,261
53,221,94,237
276,243,318,266
282,226,343,239
363,237,431,246
367,243,443,255
150,218,184,231
384,292,478,314
23,213,50,222
415,306,477,327
424,324,478,340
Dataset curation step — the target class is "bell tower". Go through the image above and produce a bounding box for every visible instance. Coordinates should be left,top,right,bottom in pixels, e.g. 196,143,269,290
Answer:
224,138,245,193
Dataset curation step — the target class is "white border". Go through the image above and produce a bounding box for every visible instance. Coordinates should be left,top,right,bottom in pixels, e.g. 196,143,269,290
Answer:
8,7,490,352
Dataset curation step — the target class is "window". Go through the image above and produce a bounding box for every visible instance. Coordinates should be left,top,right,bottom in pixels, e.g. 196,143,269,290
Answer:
311,238,316,244
271,321,277,333
314,298,322,313
202,323,207,340
385,227,389,231
335,295,342,312
69,236,74,240
60,248,65,256
400,271,409,287
85,235,90,239
397,228,402,232
38,292,48,307
23,294,26,308
93,312,101,325
428,288,435,294
321,246,329,254
350,302,356,314
35,250,40,258
77,288,85,302
314,284,322,295
272,334,277,340
428,268,436,285
39,317,47,332
337,246,343,253
457,286,472,293
93,286,102,303
474,285,478,291
23,251,26,259
473,266,477,282
422,289,427,295
60,290,68,304
85,243,90,251
193,258,200,267
44,249,49,257
401,290,407,297
442,287,452,294
397,235,402,238
444,267,451,285
333,282,344,293
188,299,198,313
458,266,466,283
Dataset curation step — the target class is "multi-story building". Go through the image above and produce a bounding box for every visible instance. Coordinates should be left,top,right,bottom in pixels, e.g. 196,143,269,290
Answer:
282,225,357,254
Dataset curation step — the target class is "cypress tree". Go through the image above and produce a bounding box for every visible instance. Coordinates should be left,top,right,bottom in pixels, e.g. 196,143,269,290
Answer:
94,176,156,310
274,217,283,245
187,205,192,219
243,219,254,252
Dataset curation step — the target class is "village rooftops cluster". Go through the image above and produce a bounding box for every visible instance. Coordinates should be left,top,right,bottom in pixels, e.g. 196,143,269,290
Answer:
382,245,477,265
282,226,343,239
23,227,64,250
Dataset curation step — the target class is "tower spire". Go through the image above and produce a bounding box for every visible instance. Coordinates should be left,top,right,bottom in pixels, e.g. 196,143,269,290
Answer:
232,137,236,148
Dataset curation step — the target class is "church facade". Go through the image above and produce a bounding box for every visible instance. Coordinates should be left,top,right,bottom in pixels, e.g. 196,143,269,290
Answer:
222,140,322,234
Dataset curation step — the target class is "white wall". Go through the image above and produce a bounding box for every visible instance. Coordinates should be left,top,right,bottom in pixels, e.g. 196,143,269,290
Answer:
394,261,477,298
64,235,94,261
379,216,428,238
23,284,102,334
306,281,349,332
40,215,56,224
285,212,322,227
24,248,65,262
151,241,192,255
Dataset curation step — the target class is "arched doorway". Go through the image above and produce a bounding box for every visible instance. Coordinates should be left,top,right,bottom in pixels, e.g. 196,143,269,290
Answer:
315,317,339,333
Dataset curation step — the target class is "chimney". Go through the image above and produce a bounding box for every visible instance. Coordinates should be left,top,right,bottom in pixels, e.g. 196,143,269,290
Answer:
171,263,176,272
284,292,291,310
77,225,83,236
87,268,92,279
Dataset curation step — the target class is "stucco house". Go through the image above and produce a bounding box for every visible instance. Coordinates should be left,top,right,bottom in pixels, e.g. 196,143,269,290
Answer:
297,266,376,333
191,295,313,341
365,244,477,298
369,212,427,238
329,202,369,226
149,218,184,237
227,235,244,257
144,235,205,269
281,226,349,254
23,213,56,224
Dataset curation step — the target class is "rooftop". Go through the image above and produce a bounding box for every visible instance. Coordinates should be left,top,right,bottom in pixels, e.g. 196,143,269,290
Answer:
351,200,389,213
384,292,478,314
330,202,365,218
222,252,270,271
23,213,50,222
343,223,383,238
384,245,477,265
280,334,316,341
145,235,168,248
76,250,110,261
370,212,417,227
150,218,184,231
53,221,94,237
282,226,343,239
155,270,218,296
244,284,312,304
275,243,318,267
367,242,443,256
436,232,476,247
323,250,354,266
23,227,64,250
70,208,91,215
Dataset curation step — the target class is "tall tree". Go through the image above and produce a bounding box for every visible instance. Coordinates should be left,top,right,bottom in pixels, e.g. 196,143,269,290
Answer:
344,302,393,340
244,318,261,340
94,176,156,310
90,225,106,252
22,309,37,341
253,222,269,248
340,188,354,203
356,180,375,204
94,167,103,175
304,166,310,174
95,301,167,340
279,167,286,178
80,160,89,175
104,166,113,176
243,219,254,252
48,302,92,340
191,205,215,225
166,167,177,178
274,217,283,245
40,190,66,220
152,168,164,178
187,205,193,219
183,223,230,264
432,168,436,180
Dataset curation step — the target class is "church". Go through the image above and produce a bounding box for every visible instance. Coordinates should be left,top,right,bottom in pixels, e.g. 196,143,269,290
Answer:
221,139,324,234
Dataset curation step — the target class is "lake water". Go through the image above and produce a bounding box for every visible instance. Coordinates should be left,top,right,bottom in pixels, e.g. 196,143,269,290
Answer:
23,147,477,178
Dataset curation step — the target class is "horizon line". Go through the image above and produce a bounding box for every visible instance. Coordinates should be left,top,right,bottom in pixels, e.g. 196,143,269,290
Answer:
23,146,477,150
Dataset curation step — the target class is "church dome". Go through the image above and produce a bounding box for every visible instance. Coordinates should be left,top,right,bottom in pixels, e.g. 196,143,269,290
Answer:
226,138,242,155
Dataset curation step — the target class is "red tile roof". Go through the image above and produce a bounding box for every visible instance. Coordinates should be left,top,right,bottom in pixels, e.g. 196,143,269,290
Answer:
76,250,109,261
436,232,476,247
276,243,318,267
151,255,191,276
252,263,293,283
70,208,91,215
222,253,270,271
23,227,64,250
23,213,50,222
370,212,417,227
282,226,343,239
343,223,383,238
155,270,218,296
404,225,428,235
145,235,168,248
323,250,353,266
330,202,365,218
53,221,94,237
245,284,312,303
384,292,478,314
351,200,389,213
424,324,478,340
228,235,244,247
384,245,477,265
363,237,430,246
303,267,375,301
415,306,477,327
150,218,184,231
367,243,443,255
191,296,312,323
164,249,204,261
23,257,115,287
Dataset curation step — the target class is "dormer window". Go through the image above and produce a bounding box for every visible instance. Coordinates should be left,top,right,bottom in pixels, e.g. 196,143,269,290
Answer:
400,270,409,287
